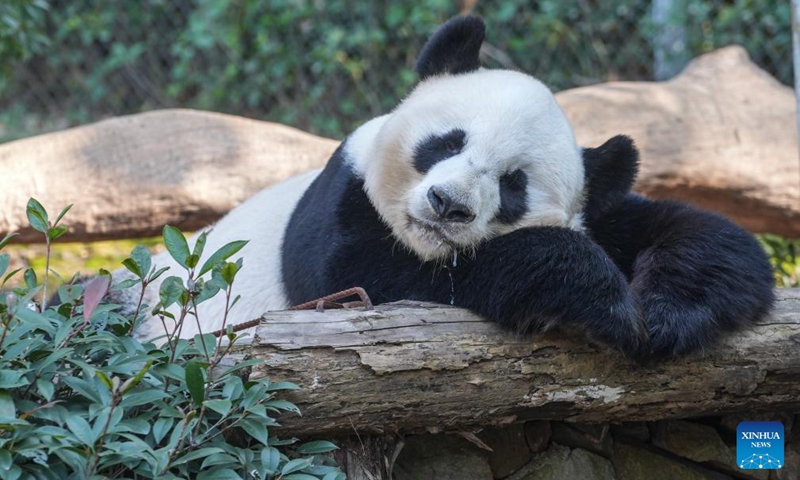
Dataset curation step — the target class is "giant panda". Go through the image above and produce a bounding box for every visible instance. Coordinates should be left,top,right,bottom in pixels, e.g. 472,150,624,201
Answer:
130,16,775,359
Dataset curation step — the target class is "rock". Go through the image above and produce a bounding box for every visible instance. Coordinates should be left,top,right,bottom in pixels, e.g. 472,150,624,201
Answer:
507,444,615,480
524,420,551,453
551,422,613,457
563,448,617,480
0,109,338,242
771,448,800,480
393,433,493,480
726,446,770,480
613,442,732,480
720,412,794,436
558,46,800,237
610,422,650,442
652,420,736,467
506,443,571,480
478,424,532,479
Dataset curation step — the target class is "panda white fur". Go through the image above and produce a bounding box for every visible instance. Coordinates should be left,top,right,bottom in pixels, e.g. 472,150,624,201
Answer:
130,16,774,358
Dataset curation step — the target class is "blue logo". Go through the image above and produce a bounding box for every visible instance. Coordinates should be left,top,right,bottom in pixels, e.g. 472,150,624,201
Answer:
737,421,784,470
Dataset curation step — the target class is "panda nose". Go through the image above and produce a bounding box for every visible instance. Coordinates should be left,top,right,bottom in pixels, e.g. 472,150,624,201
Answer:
427,186,475,223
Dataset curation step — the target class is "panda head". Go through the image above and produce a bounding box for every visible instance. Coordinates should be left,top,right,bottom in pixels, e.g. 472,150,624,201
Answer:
352,16,587,262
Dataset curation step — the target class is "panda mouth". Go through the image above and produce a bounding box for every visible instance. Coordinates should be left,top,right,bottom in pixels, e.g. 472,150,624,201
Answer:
406,216,457,247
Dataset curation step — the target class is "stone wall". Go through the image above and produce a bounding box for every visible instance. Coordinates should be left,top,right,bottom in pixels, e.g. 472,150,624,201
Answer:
394,412,799,480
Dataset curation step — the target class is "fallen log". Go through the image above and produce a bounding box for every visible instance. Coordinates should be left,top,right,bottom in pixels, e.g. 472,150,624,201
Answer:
231,288,800,438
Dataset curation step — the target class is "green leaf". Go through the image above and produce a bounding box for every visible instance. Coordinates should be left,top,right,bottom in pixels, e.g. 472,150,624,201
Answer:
239,419,269,446
0,370,26,390
162,225,190,269
0,392,15,419
220,262,239,286
322,473,347,480
61,376,101,403
47,224,68,241
2,268,21,286
1,464,22,480
26,198,49,233
0,253,9,278
198,240,248,276
119,389,169,408
53,204,73,226
120,360,153,394
152,417,173,444
195,277,220,304
264,399,301,415
265,381,301,391
96,371,114,392
281,458,313,475
121,258,142,278
192,232,208,259
149,266,170,282
283,475,324,480
201,452,239,469
261,447,280,473
0,233,18,250
185,360,205,406
185,253,199,269
203,399,232,415
66,415,96,446
0,450,11,471
130,244,152,279
23,268,37,289
172,447,225,466
36,378,55,401
196,468,242,480
297,440,339,454
159,276,185,308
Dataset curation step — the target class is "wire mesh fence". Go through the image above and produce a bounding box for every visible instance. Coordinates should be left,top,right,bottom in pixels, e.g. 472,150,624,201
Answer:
0,0,792,143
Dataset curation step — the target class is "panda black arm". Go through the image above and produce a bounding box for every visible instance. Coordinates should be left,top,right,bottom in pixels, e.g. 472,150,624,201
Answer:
453,226,648,357
588,195,775,358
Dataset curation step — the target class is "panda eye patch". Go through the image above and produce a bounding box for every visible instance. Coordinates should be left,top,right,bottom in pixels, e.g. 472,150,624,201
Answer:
413,128,466,173
496,168,528,224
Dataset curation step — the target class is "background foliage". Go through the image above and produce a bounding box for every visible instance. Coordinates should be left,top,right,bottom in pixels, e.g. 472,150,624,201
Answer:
0,0,792,142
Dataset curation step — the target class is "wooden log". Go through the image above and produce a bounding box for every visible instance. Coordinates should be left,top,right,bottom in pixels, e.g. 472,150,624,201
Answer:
230,288,800,438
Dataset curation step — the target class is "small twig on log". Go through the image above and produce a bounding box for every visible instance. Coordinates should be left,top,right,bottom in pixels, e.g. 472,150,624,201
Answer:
212,287,373,337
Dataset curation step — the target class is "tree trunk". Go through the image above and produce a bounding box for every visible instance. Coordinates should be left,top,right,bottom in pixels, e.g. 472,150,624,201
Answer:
228,289,800,439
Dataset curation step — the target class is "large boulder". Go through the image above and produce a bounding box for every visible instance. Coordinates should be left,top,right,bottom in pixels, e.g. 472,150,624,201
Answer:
560,45,800,237
0,109,337,242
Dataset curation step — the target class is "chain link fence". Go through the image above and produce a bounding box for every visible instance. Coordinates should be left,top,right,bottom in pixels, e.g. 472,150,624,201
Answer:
0,0,792,143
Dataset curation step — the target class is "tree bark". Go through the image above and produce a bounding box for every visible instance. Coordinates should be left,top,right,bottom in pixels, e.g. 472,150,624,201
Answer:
230,288,800,438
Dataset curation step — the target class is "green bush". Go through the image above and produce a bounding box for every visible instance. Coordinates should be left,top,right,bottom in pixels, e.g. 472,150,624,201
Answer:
758,234,800,288
0,199,343,480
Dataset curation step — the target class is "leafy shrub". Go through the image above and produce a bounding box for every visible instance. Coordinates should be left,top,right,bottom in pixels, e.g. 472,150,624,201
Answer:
758,234,800,288
0,199,343,480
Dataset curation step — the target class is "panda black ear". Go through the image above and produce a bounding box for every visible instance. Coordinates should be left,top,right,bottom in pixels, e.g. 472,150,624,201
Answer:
415,15,485,80
582,135,640,222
